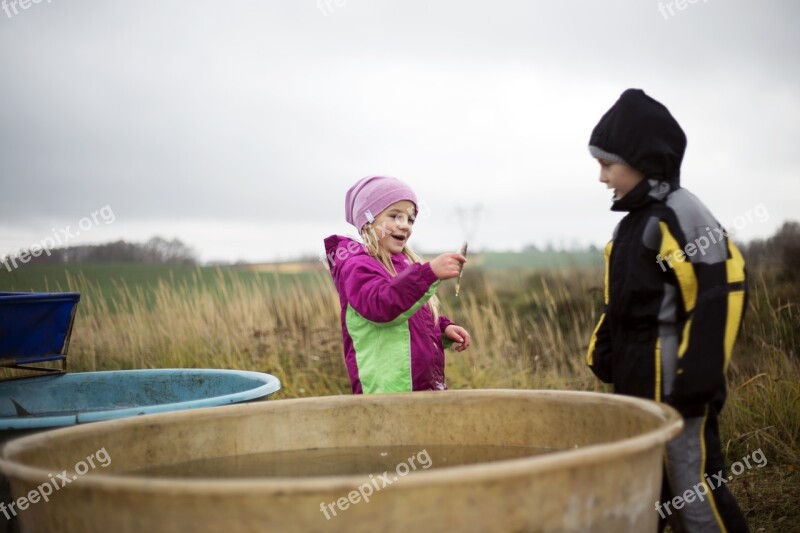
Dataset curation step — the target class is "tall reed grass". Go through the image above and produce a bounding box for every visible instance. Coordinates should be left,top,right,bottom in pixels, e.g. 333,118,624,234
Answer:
31,264,798,527
58,267,797,459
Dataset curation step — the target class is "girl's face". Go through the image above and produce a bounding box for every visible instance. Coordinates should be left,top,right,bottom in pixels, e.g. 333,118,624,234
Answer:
372,200,416,255
597,159,645,200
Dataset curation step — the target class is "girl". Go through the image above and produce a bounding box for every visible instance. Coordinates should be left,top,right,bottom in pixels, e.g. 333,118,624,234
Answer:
324,175,471,394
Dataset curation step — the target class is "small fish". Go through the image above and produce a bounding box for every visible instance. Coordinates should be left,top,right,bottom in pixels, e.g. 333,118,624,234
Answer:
455,242,468,297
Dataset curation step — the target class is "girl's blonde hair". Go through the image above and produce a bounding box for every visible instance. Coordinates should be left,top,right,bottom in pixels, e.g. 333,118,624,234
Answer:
360,223,441,324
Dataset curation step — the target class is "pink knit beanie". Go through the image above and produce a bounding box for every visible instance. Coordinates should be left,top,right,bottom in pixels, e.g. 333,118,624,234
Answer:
345,176,418,230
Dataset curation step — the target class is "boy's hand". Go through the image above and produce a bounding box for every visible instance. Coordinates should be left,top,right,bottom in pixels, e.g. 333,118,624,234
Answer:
429,253,466,280
444,325,471,352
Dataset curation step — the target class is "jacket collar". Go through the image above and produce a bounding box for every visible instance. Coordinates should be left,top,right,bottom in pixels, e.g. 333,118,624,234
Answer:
611,179,673,212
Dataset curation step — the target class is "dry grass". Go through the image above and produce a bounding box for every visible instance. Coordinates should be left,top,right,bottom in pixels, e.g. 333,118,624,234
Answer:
51,265,799,530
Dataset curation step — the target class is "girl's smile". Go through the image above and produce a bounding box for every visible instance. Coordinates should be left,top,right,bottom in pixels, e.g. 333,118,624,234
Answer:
373,200,416,255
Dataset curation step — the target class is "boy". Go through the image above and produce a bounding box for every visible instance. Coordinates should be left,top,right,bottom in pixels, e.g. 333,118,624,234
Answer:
586,89,749,532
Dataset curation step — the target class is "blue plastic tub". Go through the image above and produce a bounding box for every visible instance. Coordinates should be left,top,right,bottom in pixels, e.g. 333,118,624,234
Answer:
0,368,281,433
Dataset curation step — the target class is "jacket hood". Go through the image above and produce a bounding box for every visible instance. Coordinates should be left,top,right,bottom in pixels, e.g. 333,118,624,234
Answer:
323,235,367,276
589,89,687,186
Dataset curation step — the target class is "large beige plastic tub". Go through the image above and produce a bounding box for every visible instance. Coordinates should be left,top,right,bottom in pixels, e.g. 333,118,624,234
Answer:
0,390,682,532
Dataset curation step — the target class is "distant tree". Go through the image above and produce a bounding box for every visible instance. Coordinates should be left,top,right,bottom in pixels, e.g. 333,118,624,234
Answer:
770,221,800,282
6,237,198,266
741,221,800,281
142,237,197,265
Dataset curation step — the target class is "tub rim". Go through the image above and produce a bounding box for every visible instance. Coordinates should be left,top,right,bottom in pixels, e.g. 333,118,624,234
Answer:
0,389,682,494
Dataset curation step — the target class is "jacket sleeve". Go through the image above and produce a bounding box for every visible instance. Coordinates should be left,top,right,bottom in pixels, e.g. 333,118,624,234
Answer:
438,314,455,348
586,241,614,383
657,219,743,415
438,315,453,334
338,255,440,324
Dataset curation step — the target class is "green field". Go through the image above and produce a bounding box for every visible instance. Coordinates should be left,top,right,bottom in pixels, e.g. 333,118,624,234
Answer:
0,263,329,292
477,249,604,269
0,249,606,281
0,249,604,308
0,263,328,310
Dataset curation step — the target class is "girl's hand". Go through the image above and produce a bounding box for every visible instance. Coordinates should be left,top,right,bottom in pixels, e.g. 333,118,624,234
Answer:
444,325,471,352
429,253,466,280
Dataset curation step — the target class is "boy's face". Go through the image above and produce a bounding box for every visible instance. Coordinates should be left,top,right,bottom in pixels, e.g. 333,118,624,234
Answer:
373,200,416,255
597,159,645,200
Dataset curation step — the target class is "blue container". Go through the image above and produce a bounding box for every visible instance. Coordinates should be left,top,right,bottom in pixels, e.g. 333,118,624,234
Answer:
0,292,80,372
0,369,281,433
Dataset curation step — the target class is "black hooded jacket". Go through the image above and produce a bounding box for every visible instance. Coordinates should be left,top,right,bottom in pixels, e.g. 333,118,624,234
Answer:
586,90,747,417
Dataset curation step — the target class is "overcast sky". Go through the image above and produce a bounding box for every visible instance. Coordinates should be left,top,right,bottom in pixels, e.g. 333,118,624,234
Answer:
1,0,798,263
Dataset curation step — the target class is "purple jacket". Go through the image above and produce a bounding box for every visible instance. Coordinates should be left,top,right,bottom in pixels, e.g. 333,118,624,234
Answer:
324,235,453,394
